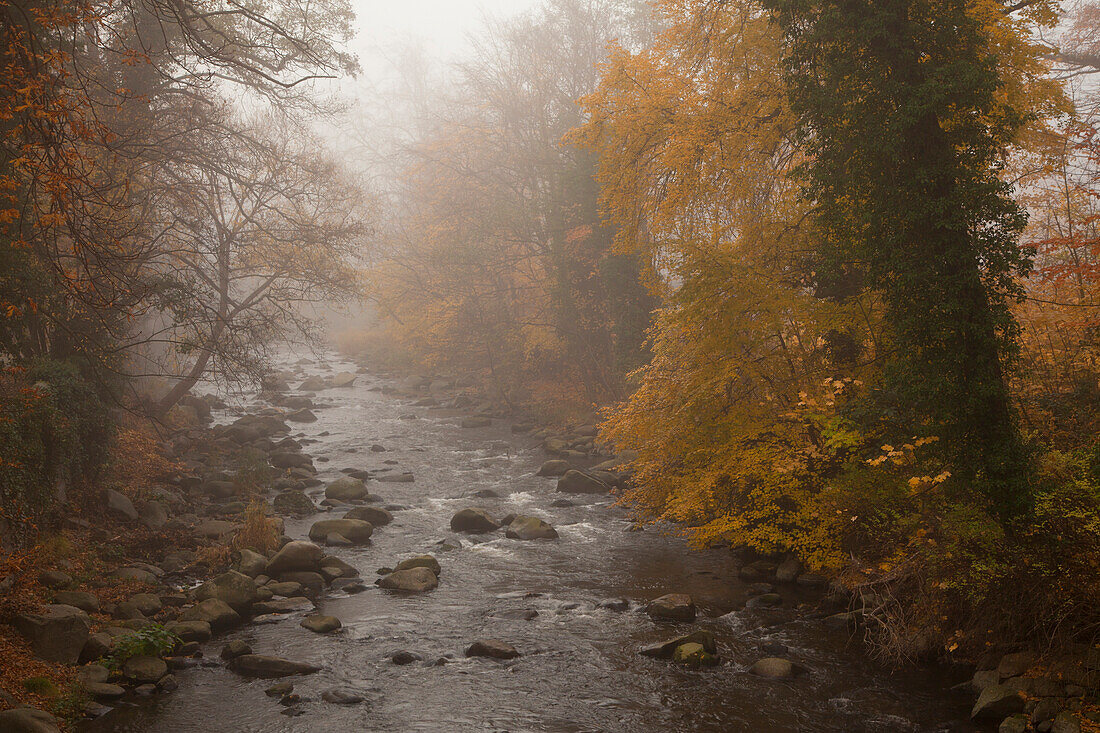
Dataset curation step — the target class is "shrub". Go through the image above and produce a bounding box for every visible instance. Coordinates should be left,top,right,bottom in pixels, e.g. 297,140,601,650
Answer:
0,359,112,548
105,624,180,669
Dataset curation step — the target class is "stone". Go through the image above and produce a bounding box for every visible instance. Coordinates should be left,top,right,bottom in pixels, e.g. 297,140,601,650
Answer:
251,597,314,615
300,615,341,633
640,631,717,659
265,682,294,697
272,490,317,516
377,472,414,483
37,570,71,589
276,571,325,597
270,451,313,470
308,518,373,544
536,459,570,477
556,469,611,494
344,506,393,526
673,642,719,667
79,633,113,662
85,682,126,699
229,654,322,678
321,688,363,705
194,519,237,539
465,639,519,660
392,651,422,665
13,604,91,664
165,620,211,643
749,657,795,679
266,541,323,574
299,376,326,391
999,715,1028,733
971,685,1025,720
450,508,499,533
0,707,61,732
646,594,696,622
53,591,98,614
178,598,240,631
1032,699,1062,726
1051,713,1081,733
325,477,370,502
377,567,438,592
319,556,360,580
394,555,441,576
286,409,317,423
127,589,161,611
111,566,159,585
158,674,178,691
775,556,802,583
332,372,357,388
195,571,259,612
123,655,167,684
972,669,1000,691
106,488,138,520
139,500,169,529
232,549,267,578
220,640,253,660
998,652,1035,679
202,481,237,499
505,515,558,540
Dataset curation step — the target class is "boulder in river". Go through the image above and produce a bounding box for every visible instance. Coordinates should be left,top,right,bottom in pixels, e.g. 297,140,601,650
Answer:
749,657,796,679
220,640,253,660
229,654,322,678
640,630,717,659
272,490,317,516
377,567,438,592
325,476,370,502
265,541,323,575
344,505,393,526
971,685,1025,720
556,469,611,495
123,655,168,684
194,570,259,612
673,642,719,667
536,459,570,477
299,376,326,391
450,508,500,533
505,515,558,540
178,598,240,631
646,594,696,622
465,639,519,660
308,518,373,544
12,604,91,664
394,555,441,576
332,372,357,388
165,620,211,643
300,615,341,634
269,451,313,470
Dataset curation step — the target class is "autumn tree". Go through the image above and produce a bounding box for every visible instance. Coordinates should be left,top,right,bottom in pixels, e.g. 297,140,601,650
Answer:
760,0,1061,518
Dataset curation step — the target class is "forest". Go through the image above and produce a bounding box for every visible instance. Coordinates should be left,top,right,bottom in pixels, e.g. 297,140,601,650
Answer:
2,0,1100,731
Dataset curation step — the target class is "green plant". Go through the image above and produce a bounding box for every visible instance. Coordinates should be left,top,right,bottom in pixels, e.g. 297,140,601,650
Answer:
21,677,59,697
105,624,180,669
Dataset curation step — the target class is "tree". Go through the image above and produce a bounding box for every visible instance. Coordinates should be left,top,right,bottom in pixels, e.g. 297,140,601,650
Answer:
761,0,1060,518
145,115,367,415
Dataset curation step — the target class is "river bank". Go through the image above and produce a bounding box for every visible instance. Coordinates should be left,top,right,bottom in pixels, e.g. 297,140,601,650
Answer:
3,350,1083,732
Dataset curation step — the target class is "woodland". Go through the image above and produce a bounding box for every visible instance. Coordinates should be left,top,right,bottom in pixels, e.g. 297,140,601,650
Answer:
2,0,1100,730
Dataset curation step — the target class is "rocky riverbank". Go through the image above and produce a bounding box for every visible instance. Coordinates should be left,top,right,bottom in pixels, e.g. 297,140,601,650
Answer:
2,354,1096,732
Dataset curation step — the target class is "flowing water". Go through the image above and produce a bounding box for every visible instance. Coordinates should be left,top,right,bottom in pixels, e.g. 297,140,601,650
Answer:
82,353,981,732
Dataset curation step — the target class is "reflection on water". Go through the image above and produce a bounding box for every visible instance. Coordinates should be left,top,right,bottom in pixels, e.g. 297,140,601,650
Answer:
81,354,979,733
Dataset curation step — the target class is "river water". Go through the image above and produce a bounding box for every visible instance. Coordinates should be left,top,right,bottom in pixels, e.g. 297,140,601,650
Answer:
83,353,980,732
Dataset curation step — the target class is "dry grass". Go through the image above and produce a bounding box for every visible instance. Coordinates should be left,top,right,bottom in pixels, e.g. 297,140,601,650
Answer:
231,498,280,555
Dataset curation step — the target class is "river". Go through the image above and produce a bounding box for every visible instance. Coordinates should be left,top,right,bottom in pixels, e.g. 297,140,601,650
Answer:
82,352,980,732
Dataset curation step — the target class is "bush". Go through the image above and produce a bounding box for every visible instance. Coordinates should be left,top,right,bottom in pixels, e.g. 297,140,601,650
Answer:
105,624,180,669
0,359,112,548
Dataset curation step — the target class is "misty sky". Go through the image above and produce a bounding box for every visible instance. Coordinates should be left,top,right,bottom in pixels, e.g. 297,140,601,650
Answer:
350,0,546,61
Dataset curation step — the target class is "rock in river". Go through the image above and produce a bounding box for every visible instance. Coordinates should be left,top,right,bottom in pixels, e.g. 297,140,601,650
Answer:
394,555,441,576
646,594,696,622
123,655,168,684
450,508,500,533
325,476,370,502
505,515,558,540
749,657,796,679
640,630,717,659
308,518,373,544
300,615,341,634
556,469,611,494
344,505,393,526
673,642,719,667
229,654,322,678
465,639,519,660
195,570,259,612
536,459,570,477
377,567,439,592
265,541,323,575
178,598,240,631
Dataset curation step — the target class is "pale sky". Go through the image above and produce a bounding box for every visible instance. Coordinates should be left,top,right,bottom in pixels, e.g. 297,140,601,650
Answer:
349,0,546,62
